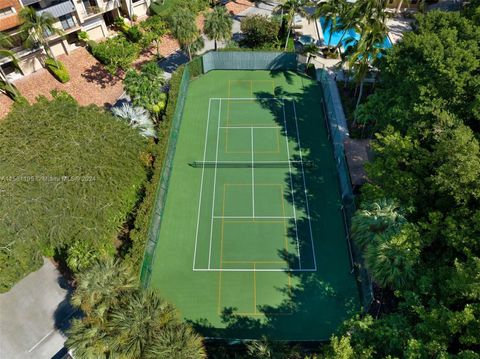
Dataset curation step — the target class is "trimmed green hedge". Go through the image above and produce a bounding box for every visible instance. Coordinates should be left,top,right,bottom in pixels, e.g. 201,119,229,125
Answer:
44,58,70,83
127,65,187,274
0,92,149,292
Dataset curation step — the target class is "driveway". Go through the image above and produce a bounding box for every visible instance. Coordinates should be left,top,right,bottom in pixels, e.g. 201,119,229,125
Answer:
0,259,74,359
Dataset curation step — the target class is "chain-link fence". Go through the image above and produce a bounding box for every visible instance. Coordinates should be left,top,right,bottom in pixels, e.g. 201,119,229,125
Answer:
140,64,191,288
317,67,374,311
202,51,298,72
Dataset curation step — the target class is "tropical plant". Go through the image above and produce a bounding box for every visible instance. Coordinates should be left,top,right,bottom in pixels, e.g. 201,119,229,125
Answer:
123,61,167,120
19,7,64,59
351,198,406,249
345,15,388,122
246,336,302,359
310,0,341,48
140,15,167,58
0,93,148,292
364,225,419,289
169,7,202,60
204,5,233,51
0,32,21,100
66,260,206,358
275,0,307,50
111,102,157,138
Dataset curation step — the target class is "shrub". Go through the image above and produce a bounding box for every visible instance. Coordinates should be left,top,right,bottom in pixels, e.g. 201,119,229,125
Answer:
0,92,149,292
111,103,157,138
123,61,167,119
114,16,130,33
90,35,140,74
126,25,142,43
78,31,89,42
44,57,70,83
240,15,281,48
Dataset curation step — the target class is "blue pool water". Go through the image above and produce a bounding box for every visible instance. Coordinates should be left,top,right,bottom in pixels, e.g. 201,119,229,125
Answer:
319,17,392,51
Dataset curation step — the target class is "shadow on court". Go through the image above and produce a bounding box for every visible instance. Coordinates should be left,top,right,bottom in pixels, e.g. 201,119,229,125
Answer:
187,74,360,340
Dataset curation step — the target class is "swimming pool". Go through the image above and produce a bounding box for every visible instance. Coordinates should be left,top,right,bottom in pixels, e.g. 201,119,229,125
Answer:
319,17,392,51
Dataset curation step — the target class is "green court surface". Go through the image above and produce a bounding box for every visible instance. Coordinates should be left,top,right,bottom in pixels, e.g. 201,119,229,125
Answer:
149,70,359,340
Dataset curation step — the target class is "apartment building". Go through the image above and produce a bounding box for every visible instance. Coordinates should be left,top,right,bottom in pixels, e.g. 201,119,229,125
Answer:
0,0,150,79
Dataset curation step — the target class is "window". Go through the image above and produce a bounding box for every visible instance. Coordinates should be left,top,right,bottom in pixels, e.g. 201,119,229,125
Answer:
0,7,16,18
59,14,75,30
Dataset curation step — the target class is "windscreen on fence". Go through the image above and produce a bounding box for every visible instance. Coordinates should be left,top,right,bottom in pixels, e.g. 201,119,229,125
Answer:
317,67,374,311
140,64,191,288
202,51,298,72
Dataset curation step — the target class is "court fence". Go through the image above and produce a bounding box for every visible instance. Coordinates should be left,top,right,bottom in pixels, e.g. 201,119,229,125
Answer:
140,63,191,287
316,66,374,311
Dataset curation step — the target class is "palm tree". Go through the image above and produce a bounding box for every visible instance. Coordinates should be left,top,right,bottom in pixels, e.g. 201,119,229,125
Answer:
170,7,202,60
311,0,339,48
204,6,233,51
345,16,389,123
246,336,302,359
0,32,21,100
19,7,64,60
351,199,406,250
301,42,318,69
70,258,137,322
275,0,307,51
364,227,419,289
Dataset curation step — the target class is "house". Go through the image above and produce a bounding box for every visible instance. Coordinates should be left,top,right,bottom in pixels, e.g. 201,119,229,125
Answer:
0,0,150,79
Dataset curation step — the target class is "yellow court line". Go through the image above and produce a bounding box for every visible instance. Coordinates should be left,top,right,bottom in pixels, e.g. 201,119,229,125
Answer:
253,263,256,314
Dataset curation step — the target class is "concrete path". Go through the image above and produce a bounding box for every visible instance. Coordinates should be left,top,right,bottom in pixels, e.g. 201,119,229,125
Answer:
0,259,74,359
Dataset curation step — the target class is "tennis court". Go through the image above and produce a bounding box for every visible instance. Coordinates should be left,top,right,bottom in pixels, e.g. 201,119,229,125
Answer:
148,70,359,340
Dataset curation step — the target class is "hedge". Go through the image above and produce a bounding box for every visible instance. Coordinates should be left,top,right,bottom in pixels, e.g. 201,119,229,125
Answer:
126,65,187,274
44,58,70,83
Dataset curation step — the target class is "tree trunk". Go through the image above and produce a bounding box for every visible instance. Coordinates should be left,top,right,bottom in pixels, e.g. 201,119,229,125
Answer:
187,45,192,61
396,0,404,14
214,39,217,51
284,16,293,51
353,80,364,126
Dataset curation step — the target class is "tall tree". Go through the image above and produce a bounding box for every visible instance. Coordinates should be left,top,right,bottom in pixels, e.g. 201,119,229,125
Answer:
0,32,21,100
19,7,64,60
275,0,307,50
170,7,202,60
203,6,233,51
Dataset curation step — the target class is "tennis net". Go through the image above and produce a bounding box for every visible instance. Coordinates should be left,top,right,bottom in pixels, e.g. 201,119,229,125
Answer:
191,160,315,168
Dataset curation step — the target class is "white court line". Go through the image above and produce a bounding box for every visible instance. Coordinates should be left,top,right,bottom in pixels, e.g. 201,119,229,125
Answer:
251,127,255,217
207,99,222,269
209,97,288,101
292,100,317,271
193,268,316,272
193,98,212,270
212,216,294,219
282,99,302,269
219,126,282,129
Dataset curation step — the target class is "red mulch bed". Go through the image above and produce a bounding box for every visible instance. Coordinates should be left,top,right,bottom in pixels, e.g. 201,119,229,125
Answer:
0,47,124,120
226,0,254,15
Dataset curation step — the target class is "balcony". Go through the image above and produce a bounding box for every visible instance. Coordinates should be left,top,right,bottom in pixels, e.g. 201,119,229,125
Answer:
36,0,75,18
80,0,119,18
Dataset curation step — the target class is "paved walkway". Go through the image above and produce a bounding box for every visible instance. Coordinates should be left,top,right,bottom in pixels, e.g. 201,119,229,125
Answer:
0,259,74,359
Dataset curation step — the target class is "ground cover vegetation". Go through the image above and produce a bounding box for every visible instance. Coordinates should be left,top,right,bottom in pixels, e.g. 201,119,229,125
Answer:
0,92,150,292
